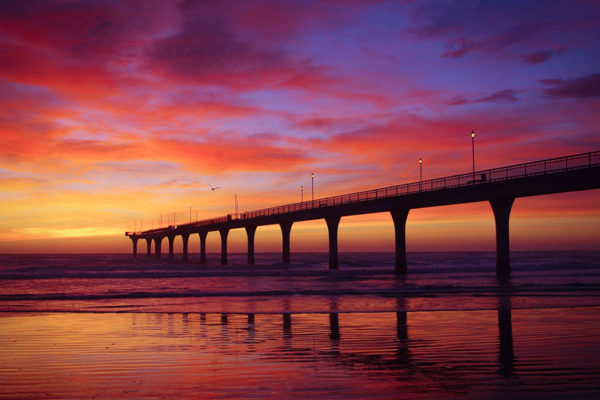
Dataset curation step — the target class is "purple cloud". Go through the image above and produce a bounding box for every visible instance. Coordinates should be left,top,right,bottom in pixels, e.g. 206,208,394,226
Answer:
475,90,519,103
146,2,338,91
406,1,596,61
445,96,468,106
446,90,518,106
542,73,600,98
442,22,549,58
521,49,565,64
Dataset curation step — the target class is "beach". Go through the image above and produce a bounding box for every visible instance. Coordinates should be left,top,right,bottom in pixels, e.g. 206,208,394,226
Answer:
1,252,599,398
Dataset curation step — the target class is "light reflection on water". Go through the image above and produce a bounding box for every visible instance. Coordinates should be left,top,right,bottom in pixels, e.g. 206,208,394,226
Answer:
1,305,599,399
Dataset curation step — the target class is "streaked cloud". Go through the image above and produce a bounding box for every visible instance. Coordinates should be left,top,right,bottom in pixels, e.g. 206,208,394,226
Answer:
542,73,600,99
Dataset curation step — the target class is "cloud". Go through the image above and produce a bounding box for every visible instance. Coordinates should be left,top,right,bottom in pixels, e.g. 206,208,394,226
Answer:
521,49,565,64
542,73,600,98
0,177,43,192
0,112,313,174
304,101,599,176
445,96,468,106
145,1,338,92
0,0,173,61
406,0,596,60
474,90,519,103
148,19,279,83
148,137,312,174
0,42,118,100
441,23,549,58
446,90,518,106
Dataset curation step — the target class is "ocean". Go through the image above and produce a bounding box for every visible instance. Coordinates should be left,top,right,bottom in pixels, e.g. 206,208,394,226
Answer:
1,251,599,399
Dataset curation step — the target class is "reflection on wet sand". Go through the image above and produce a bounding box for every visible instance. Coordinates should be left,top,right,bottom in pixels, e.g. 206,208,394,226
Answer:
498,292,514,378
396,298,411,368
329,298,340,342
283,313,292,337
2,305,599,399
220,295,513,381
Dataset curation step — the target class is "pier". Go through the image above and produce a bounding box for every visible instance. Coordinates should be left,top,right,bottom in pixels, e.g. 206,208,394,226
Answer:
126,151,600,277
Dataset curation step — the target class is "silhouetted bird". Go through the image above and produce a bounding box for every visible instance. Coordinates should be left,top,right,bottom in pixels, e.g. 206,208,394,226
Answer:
209,184,222,191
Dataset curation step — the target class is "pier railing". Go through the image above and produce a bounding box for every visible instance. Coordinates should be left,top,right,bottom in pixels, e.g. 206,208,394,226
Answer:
127,150,600,235
242,150,600,218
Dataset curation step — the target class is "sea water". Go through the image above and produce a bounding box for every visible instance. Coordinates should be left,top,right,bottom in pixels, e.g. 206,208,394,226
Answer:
1,252,599,398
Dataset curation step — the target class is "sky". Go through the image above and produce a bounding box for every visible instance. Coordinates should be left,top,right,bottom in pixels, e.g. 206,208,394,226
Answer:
0,0,599,254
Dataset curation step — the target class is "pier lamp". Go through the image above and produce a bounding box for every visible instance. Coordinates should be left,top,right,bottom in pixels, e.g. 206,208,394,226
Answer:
311,173,314,201
419,157,422,184
300,185,304,202
471,130,475,180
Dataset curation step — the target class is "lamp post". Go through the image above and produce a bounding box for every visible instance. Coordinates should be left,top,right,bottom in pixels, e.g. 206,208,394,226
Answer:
471,130,475,181
419,157,422,190
311,172,314,201
300,185,304,202
235,193,238,217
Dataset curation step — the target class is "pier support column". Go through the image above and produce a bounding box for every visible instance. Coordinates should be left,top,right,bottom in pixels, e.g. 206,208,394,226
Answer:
326,216,341,270
145,238,152,257
131,237,138,257
182,233,189,261
391,208,410,274
490,197,514,278
199,232,207,264
280,222,293,264
154,237,162,258
220,229,229,265
168,235,175,258
245,225,257,265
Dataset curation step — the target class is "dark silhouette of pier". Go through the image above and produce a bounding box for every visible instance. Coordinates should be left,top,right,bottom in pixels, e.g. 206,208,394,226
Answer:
126,151,600,277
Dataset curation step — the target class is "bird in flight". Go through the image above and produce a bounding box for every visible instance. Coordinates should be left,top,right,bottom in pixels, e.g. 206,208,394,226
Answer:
209,184,222,191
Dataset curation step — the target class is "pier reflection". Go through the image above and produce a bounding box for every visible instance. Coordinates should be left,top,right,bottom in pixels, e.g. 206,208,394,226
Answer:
329,298,340,342
131,300,516,384
396,298,411,367
5,303,597,399
498,290,515,378
329,313,340,341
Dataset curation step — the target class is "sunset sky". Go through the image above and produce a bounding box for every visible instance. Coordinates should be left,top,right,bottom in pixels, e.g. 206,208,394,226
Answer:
1,0,599,254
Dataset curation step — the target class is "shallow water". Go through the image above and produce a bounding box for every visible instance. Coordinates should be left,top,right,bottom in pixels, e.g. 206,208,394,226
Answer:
1,252,599,398
1,252,599,313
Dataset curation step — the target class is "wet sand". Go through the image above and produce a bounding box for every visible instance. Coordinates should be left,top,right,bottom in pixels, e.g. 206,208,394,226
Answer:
2,307,599,399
